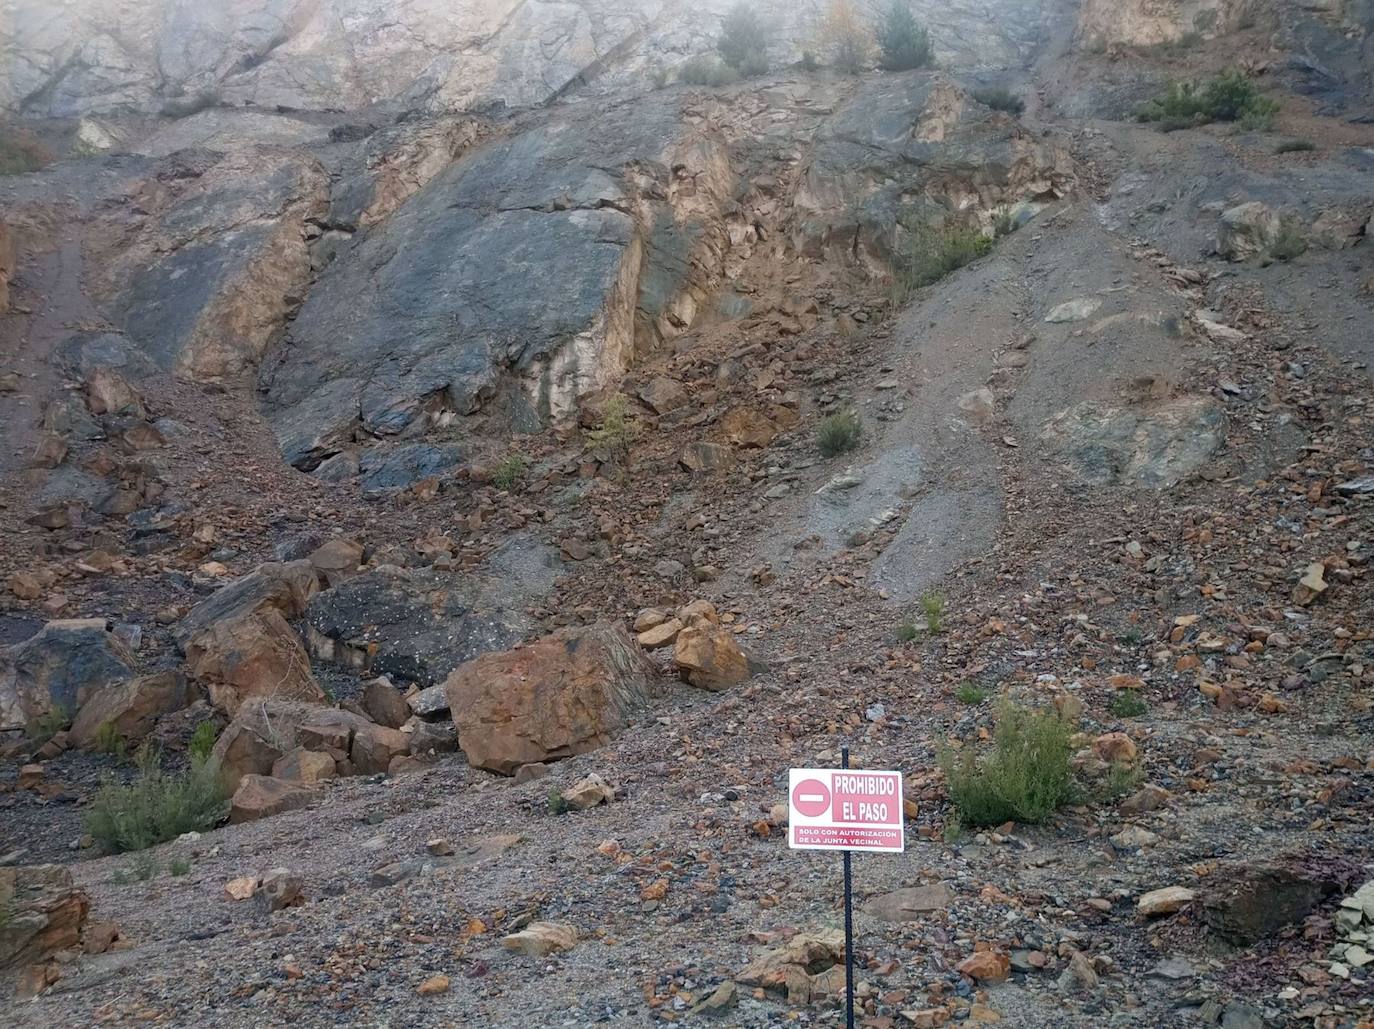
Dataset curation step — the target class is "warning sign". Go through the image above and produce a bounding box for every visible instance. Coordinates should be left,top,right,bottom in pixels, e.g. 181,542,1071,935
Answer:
787,767,905,852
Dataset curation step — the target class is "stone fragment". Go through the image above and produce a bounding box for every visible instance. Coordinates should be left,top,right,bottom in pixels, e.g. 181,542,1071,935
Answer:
1092,732,1137,764
255,868,303,913
1137,886,1195,917
68,671,197,749
271,748,337,783
351,721,412,775
864,883,955,921
636,618,683,650
0,865,90,970
417,974,450,995
502,922,577,957
562,773,615,811
679,442,736,474
224,877,258,901
362,677,410,729
957,950,1010,982
229,775,315,824
308,538,365,587
673,625,752,691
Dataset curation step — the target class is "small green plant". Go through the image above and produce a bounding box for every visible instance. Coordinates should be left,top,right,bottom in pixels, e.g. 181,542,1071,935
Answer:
586,394,641,455
875,0,932,72
1099,762,1144,802
188,721,218,762
973,87,1025,115
896,622,919,642
26,705,70,745
1275,138,1315,154
1137,70,1279,131
1268,218,1308,261
956,683,989,705
1108,690,1148,718
169,856,192,877
717,3,771,73
0,126,52,176
85,745,229,854
816,410,863,458
940,701,1076,827
92,721,127,760
920,590,946,634
547,788,568,816
942,817,965,844
889,222,994,305
816,0,873,74
678,56,739,87
128,851,159,881
492,453,528,491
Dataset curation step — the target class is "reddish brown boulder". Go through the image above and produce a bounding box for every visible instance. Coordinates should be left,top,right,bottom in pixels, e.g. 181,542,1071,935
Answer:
183,608,325,716
229,774,316,823
444,623,654,775
350,722,409,775
673,624,752,691
271,748,337,783
0,865,90,970
308,538,364,588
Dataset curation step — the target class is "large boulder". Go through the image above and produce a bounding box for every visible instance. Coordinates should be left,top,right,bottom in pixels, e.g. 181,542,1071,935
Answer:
0,620,136,732
68,671,199,749
1217,201,1282,261
174,561,320,647
183,608,326,716
444,623,656,775
305,566,534,687
229,774,316,824
672,624,754,691
0,865,90,970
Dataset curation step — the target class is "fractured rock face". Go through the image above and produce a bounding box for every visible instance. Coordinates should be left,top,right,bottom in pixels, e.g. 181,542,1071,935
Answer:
68,671,198,749
1076,0,1264,49
183,608,325,716
86,147,329,382
0,865,91,971
1041,397,1226,488
444,623,656,775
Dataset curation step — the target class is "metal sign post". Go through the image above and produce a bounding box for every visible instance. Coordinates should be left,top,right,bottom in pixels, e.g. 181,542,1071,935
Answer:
787,752,905,1029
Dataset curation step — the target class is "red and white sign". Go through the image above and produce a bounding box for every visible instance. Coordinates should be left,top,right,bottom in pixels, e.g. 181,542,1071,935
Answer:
787,767,905,852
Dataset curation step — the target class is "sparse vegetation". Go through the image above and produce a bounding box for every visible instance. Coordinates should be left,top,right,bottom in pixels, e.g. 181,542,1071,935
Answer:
973,87,1025,115
1137,70,1280,132
27,705,70,745
992,208,1018,238
1269,218,1308,262
169,856,192,877
492,453,528,491
1275,138,1315,154
816,0,874,74
86,745,229,854
128,851,160,881
0,125,52,175
93,721,128,760
547,788,568,816
895,622,919,642
920,590,946,634
585,395,641,455
188,721,218,762
1099,761,1144,802
817,410,863,457
957,683,990,705
889,222,994,305
717,3,770,76
1109,690,1148,718
875,0,931,72
940,701,1076,827
678,56,739,87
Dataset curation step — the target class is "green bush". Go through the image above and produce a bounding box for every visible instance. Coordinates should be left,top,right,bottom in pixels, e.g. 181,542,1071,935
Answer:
1099,762,1144,802
0,126,52,176
973,87,1025,115
1137,70,1279,131
896,622,919,642
547,788,568,816
890,222,994,305
1269,218,1307,262
920,590,946,634
492,454,528,491
1108,690,1147,718
941,701,1076,826
717,3,770,73
875,0,932,71
992,209,1018,238
85,746,229,854
956,683,990,705
679,56,739,87
92,721,127,760
169,856,191,877
188,721,218,762
1275,138,1315,154
586,394,641,454
817,410,863,457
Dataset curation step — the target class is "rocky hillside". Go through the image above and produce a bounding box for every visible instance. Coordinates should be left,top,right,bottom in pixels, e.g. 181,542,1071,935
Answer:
1,0,1373,1026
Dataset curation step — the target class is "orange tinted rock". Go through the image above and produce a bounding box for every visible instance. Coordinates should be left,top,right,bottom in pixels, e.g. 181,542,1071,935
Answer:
673,625,752,691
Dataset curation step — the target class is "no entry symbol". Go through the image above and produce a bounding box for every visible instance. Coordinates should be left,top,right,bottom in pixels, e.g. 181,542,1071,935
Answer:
791,777,831,818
